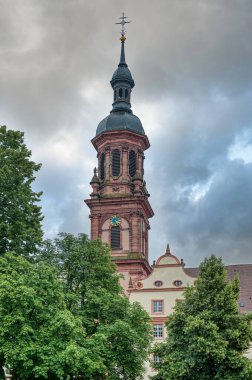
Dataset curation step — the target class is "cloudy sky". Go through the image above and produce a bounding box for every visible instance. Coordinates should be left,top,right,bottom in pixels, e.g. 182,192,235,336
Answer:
1,0,252,267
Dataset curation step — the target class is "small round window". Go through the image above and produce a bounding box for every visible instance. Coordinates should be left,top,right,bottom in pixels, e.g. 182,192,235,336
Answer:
173,280,183,287
154,280,163,287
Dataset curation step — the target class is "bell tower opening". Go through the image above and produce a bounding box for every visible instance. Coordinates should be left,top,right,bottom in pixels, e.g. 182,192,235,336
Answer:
129,150,137,177
112,149,121,177
100,152,105,181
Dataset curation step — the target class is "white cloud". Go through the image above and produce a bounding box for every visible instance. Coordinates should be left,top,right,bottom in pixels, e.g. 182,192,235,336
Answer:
35,130,81,166
80,80,106,103
228,131,252,164
188,177,214,203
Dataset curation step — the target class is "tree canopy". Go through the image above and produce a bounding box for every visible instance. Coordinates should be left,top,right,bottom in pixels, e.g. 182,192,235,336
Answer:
38,233,152,379
0,253,90,379
153,255,252,380
0,234,152,379
0,126,43,257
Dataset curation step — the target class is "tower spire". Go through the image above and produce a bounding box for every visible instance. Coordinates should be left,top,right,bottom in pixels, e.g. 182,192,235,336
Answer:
109,13,135,112
119,37,127,67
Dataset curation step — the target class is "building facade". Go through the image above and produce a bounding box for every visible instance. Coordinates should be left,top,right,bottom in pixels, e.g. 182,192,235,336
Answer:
129,244,196,378
85,30,252,378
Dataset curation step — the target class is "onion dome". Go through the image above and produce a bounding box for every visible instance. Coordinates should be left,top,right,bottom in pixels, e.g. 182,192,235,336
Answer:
96,35,145,136
110,37,135,89
96,110,144,135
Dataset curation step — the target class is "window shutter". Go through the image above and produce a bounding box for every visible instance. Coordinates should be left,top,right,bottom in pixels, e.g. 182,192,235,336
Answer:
112,149,120,176
129,150,136,177
100,153,105,181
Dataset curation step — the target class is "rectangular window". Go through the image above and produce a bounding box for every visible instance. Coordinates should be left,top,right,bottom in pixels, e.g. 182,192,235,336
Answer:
153,324,163,338
152,300,163,313
153,354,161,365
111,226,120,249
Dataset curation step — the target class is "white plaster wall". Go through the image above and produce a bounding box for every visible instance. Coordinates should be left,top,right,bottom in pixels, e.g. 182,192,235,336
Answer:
130,261,197,379
158,255,178,264
139,264,195,289
131,289,184,317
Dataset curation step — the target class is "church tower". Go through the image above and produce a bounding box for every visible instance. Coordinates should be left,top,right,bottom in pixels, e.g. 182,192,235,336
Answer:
85,17,154,290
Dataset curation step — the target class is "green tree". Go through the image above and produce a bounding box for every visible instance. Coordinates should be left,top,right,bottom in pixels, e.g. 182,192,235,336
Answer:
0,126,43,257
39,233,152,379
0,253,109,379
153,255,252,380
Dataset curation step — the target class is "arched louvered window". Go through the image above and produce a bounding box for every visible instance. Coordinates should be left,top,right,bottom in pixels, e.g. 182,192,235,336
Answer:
129,150,137,177
100,153,105,181
125,89,128,98
111,225,120,249
112,149,120,176
119,88,123,98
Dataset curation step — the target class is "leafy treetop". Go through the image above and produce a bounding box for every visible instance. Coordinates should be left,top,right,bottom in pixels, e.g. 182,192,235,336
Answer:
0,126,43,257
153,255,252,380
38,233,153,379
0,235,152,379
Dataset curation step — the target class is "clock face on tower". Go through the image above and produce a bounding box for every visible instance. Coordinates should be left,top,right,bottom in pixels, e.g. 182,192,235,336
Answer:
110,215,121,226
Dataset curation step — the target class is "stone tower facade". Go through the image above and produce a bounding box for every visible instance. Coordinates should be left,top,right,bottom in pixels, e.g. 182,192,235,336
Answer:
85,34,154,290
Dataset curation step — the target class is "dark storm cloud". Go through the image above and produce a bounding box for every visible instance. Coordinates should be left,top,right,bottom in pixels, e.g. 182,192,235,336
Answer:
0,0,252,266
147,90,252,265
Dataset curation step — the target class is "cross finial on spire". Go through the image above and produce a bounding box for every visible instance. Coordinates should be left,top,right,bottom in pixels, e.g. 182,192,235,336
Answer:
116,12,131,41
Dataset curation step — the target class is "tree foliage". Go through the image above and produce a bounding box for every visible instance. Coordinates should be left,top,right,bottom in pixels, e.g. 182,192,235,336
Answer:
0,253,91,379
0,235,152,379
153,255,252,380
39,233,152,379
0,126,43,257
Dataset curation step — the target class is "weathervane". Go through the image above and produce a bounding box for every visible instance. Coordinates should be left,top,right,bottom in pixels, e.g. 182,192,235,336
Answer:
116,12,131,40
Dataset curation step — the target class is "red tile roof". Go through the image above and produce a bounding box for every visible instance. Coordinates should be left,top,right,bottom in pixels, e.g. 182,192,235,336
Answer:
185,264,252,314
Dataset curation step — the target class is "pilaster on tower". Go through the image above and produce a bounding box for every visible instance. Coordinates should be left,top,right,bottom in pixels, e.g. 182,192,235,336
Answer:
85,16,154,291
